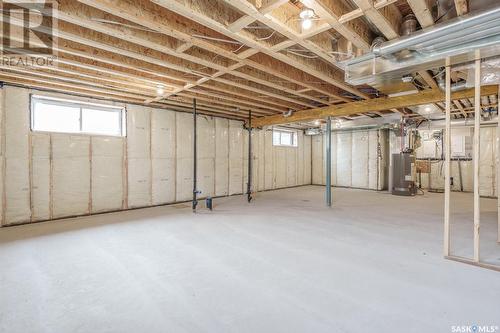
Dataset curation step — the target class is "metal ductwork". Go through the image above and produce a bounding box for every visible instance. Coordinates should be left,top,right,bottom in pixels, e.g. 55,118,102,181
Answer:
342,4,500,87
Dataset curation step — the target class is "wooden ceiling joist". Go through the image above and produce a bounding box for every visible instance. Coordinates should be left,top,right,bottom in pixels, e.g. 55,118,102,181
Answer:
1,0,480,121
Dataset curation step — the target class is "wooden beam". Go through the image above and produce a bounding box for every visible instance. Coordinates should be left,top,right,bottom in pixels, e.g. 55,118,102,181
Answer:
250,85,499,127
8,7,320,112
76,0,352,102
300,0,372,51
407,0,434,28
454,0,469,16
351,0,401,40
145,0,367,98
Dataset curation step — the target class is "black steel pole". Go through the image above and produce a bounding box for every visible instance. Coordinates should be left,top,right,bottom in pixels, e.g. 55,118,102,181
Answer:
192,99,198,211
247,110,252,202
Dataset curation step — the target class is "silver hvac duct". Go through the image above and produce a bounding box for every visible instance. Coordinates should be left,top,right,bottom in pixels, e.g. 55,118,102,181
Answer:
371,5,500,58
343,4,500,86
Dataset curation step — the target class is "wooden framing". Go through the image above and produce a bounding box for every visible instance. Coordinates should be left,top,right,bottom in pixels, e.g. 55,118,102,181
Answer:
0,0,489,122
444,55,500,273
0,0,412,120
444,57,451,257
473,51,481,262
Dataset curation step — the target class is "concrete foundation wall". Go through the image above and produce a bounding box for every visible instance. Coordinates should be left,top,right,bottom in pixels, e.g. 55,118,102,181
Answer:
0,86,311,226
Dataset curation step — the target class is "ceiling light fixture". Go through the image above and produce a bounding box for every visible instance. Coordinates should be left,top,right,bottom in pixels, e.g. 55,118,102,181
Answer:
299,8,314,19
300,8,315,30
156,85,165,95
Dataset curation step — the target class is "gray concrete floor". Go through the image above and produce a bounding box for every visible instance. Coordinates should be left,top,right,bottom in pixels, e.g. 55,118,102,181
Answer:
0,186,499,333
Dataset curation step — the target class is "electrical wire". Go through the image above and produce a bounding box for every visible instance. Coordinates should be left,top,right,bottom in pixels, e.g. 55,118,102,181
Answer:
192,34,242,45
256,30,276,41
286,50,318,58
91,18,158,33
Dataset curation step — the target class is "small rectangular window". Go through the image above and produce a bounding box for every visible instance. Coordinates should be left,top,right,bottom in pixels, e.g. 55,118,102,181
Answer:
272,129,298,147
31,95,126,136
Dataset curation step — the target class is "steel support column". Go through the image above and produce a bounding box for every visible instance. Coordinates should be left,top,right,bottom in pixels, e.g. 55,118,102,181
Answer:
192,99,198,211
247,110,252,202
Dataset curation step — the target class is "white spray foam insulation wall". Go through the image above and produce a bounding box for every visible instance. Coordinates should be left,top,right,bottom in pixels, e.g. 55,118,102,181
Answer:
4,87,30,224
215,118,229,197
351,131,368,188
151,109,176,205
197,115,215,199
175,112,193,201
127,105,152,208
92,136,124,213
312,129,386,190
31,133,50,221
311,135,323,186
303,135,312,185
52,135,91,218
411,127,497,196
264,130,274,190
0,86,312,226
229,120,243,195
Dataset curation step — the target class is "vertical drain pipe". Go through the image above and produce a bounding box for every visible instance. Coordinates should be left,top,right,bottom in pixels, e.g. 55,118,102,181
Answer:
247,110,252,202
192,98,198,211
326,116,332,206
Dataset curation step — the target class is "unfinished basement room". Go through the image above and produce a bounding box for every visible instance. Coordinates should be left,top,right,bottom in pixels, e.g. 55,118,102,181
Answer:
1,0,500,332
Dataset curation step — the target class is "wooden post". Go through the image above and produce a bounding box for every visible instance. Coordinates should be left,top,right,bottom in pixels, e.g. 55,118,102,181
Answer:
444,57,451,257
498,84,500,243
473,51,481,262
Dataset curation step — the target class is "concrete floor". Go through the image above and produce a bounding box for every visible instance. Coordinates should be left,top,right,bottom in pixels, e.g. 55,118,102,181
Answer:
0,186,499,333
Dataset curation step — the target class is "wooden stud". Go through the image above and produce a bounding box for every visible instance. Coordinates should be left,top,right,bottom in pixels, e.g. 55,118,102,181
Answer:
498,84,500,243
454,0,469,16
407,0,434,28
444,57,451,257
473,50,481,262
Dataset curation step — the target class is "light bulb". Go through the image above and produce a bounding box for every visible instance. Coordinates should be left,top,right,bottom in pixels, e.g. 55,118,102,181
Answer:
299,8,314,19
302,18,312,30
156,85,165,95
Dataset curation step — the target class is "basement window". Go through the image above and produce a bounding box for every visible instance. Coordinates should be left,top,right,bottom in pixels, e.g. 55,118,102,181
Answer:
272,129,298,147
31,95,126,136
